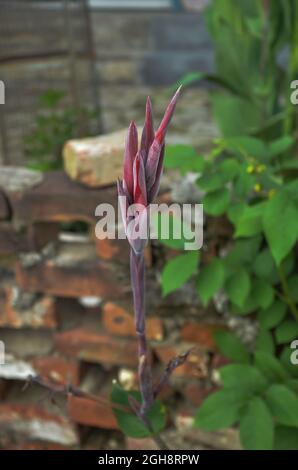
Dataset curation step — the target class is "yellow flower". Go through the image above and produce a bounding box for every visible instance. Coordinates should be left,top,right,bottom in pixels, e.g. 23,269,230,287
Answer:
268,189,276,199
256,164,266,173
254,183,261,192
246,164,254,174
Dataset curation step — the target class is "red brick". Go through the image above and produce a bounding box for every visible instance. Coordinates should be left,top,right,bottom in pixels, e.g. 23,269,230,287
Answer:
154,344,208,378
10,170,118,224
184,382,217,406
32,356,80,386
55,328,139,368
126,437,159,450
15,244,131,299
211,353,231,369
0,222,59,256
102,301,164,341
68,395,118,430
180,323,226,351
95,237,130,262
4,441,69,450
0,403,78,446
0,286,56,329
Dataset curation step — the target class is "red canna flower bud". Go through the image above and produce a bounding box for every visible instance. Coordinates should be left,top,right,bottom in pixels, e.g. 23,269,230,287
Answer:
118,87,181,253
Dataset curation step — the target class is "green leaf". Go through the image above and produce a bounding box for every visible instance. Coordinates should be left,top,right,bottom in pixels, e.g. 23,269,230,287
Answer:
220,158,240,180
225,136,268,158
220,364,268,394
266,384,298,427
211,94,262,137
215,330,250,364
231,296,258,316
263,191,298,266
258,301,287,330
235,203,265,237
196,258,225,306
286,379,298,393
253,248,276,280
255,329,275,355
204,188,230,215
227,201,246,225
164,144,204,173
274,426,298,450
275,321,298,344
197,173,224,191
224,236,261,267
254,351,289,382
239,397,274,450
194,389,244,431
268,136,294,157
111,385,166,438
161,252,199,296
253,279,274,309
225,268,250,307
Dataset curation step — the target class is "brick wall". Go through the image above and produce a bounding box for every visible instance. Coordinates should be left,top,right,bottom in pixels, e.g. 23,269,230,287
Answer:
0,5,215,164
0,166,240,450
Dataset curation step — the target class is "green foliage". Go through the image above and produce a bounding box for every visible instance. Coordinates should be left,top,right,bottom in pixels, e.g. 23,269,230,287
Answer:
161,252,199,296
24,90,100,171
196,258,225,306
162,0,298,450
111,384,166,438
214,331,250,364
239,397,274,450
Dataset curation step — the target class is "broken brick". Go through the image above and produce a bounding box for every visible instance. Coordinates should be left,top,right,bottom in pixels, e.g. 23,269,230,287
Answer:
184,382,217,407
154,344,208,378
0,403,78,446
68,395,118,430
15,241,131,299
32,356,80,387
180,323,226,351
11,170,118,224
55,328,139,368
0,285,56,329
102,301,163,341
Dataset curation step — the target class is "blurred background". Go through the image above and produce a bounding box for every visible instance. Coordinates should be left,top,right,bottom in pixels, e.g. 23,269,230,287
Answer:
0,0,214,167
0,0,298,452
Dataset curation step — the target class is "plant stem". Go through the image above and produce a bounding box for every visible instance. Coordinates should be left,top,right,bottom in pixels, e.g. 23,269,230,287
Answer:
130,249,154,415
278,262,298,321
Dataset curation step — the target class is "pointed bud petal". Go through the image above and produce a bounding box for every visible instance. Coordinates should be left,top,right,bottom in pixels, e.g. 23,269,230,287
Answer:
133,152,147,206
124,122,138,198
140,96,154,161
145,138,163,192
117,179,129,230
148,143,165,202
155,86,181,144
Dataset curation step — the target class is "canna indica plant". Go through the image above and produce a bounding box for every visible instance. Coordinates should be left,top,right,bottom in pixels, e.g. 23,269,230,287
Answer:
111,89,185,444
